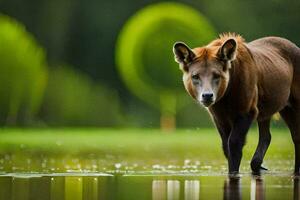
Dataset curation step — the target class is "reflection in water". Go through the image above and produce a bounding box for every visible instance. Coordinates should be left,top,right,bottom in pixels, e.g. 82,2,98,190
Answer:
184,180,200,200
223,176,241,200
152,179,200,200
0,177,11,199
0,174,110,200
152,180,166,200
223,176,265,200
12,177,30,200
0,174,298,200
294,177,300,200
167,180,180,200
65,177,83,200
50,177,64,200
251,176,265,200
83,177,98,200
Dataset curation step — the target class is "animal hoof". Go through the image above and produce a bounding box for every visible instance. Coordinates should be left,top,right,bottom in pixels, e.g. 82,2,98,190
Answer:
251,158,262,172
260,166,268,171
251,165,268,176
228,171,240,178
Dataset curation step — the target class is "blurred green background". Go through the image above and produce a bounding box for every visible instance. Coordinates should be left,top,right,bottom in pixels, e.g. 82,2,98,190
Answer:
0,0,299,128
0,2,299,198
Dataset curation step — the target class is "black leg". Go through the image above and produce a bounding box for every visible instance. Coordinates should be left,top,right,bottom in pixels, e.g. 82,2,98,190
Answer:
215,120,231,159
295,144,300,175
251,119,271,173
228,114,253,174
280,106,300,174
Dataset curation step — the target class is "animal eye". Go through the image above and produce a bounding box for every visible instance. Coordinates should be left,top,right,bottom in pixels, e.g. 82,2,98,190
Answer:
191,74,199,80
213,73,220,80
191,74,202,86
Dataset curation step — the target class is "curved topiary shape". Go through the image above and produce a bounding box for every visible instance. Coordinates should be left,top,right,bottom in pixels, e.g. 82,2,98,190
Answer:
116,2,216,129
0,15,48,124
43,65,122,126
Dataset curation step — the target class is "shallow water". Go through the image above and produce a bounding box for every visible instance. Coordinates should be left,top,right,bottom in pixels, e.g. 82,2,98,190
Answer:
0,130,296,199
0,173,298,200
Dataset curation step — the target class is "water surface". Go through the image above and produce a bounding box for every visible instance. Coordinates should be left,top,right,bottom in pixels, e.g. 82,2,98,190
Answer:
0,173,298,200
0,129,296,199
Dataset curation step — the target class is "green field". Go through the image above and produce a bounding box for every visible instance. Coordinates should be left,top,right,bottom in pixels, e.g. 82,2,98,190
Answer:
0,128,295,174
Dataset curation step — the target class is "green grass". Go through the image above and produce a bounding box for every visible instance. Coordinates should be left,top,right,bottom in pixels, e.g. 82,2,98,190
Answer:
0,128,295,174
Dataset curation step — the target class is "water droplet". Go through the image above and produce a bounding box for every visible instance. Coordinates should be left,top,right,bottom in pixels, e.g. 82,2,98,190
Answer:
115,163,122,169
184,159,191,166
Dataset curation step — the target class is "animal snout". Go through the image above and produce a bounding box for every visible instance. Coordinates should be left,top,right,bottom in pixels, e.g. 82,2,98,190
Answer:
200,92,214,107
202,92,214,101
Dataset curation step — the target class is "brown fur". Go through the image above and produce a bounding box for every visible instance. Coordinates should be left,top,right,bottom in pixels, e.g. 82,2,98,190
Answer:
174,33,300,174
191,33,295,123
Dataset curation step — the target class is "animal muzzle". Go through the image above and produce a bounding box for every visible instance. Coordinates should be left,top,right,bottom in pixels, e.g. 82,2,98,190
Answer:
200,92,214,107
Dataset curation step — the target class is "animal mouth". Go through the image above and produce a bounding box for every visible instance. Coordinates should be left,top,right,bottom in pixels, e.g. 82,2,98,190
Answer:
201,100,214,107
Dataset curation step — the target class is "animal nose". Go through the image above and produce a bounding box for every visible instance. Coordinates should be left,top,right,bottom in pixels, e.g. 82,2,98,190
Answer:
202,92,214,100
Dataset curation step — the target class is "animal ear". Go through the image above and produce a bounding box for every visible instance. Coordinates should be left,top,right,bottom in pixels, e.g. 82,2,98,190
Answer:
218,39,237,61
173,42,195,64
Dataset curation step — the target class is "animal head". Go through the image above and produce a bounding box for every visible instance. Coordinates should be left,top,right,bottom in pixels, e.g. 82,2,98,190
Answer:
173,35,240,107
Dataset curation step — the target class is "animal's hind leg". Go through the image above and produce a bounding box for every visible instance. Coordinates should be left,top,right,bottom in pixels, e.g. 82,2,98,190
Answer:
280,105,300,174
251,119,271,173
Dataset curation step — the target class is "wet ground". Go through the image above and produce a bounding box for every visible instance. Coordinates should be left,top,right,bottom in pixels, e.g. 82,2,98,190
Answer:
0,172,298,200
0,129,296,199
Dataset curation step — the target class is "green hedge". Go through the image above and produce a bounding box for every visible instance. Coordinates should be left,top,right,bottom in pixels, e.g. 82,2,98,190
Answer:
0,15,47,125
42,65,123,126
116,2,216,125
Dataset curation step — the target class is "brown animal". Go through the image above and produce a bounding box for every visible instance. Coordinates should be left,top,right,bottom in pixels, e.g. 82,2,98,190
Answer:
173,33,300,174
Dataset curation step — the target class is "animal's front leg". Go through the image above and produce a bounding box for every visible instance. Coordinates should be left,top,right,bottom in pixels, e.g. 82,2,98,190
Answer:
215,121,231,159
228,114,253,174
